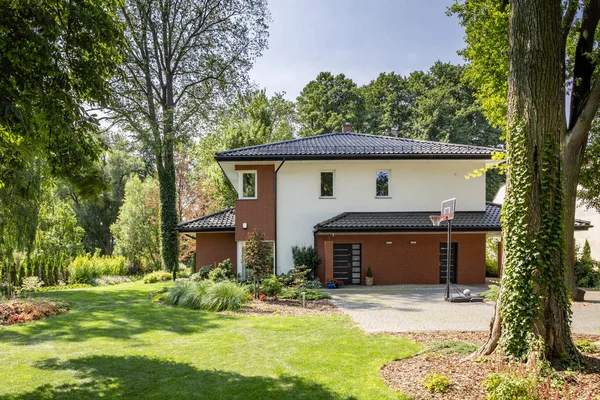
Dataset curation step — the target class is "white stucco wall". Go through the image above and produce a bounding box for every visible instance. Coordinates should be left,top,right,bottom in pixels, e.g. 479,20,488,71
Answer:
494,184,600,259
275,159,488,273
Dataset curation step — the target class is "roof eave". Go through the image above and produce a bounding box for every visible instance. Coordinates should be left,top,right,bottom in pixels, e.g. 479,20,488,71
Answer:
176,227,235,233
215,154,493,162
314,226,502,233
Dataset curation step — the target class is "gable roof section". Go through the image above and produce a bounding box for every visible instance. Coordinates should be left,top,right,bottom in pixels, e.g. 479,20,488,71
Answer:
215,132,499,161
176,207,235,232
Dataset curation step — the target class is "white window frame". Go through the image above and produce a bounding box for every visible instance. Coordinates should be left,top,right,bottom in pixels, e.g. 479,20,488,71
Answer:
319,170,336,199
375,169,392,198
238,170,257,200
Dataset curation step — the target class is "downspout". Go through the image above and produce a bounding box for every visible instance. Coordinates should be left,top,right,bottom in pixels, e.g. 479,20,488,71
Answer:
274,159,286,275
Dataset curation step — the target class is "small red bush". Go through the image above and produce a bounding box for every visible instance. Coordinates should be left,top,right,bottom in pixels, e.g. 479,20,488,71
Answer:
0,300,68,325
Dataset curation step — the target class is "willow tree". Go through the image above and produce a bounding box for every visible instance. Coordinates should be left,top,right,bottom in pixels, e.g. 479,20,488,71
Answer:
111,0,269,278
472,0,580,361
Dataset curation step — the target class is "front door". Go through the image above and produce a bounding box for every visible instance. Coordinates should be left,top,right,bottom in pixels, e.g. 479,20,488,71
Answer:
333,244,361,284
439,242,458,284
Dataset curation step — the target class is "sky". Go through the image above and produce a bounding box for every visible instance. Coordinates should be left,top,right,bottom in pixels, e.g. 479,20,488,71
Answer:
249,0,467,100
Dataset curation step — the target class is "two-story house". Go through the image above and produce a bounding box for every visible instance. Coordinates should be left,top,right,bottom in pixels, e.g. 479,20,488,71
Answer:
177,124,523,285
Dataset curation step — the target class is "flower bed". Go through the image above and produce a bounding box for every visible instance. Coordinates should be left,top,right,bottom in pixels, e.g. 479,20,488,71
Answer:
0,299,69,325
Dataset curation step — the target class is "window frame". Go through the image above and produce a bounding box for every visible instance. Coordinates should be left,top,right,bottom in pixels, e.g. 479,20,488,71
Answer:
319,170,336,199
375,169,391,198
238,170,257,200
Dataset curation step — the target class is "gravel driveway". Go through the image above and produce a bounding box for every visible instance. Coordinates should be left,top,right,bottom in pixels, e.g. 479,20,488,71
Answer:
328,285,600,334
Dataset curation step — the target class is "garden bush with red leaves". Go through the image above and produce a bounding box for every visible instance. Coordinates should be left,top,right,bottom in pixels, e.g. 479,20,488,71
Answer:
0,299,69,325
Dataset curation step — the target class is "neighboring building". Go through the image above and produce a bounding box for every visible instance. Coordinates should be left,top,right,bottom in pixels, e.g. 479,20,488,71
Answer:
178,125,512,285
494,184,598,258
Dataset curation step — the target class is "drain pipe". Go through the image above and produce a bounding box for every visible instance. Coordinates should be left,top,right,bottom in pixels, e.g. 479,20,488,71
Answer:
273,159,286,275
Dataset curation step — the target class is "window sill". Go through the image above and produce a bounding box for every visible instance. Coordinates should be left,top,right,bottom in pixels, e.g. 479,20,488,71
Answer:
375,196,392,199
239,197,257,200
319,196,336,199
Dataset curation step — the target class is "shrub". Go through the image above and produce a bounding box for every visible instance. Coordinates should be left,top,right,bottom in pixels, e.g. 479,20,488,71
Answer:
20,277,44,292
574,241,600,288
278,266,311,287
89,275,132,286
291,245,321,278
485,373,535,400
421,372,451,393
0,299,69,325
479,284,499,301
299,279,323,290
28,283,91,292
163,281,195,306
366,267,373,278
261,275,283,297
197,265,211,280
208,267,233,282
200,281,248,311
486,258,499,277
279,288,331,300
143,271,173,284
68,254,127,283
575,339,598,353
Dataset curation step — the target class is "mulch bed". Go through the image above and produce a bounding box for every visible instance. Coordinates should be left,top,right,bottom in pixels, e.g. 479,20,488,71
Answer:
233,299,342,316
0,299,69,325
382,331,600,399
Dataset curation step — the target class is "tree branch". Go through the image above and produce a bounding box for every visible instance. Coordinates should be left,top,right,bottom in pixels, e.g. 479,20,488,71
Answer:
567,74,600,153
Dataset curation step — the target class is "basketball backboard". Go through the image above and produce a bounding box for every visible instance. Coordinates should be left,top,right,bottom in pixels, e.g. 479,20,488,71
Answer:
441,198,456,220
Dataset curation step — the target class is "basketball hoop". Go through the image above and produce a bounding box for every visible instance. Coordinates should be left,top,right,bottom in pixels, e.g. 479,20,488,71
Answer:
429,215,443,226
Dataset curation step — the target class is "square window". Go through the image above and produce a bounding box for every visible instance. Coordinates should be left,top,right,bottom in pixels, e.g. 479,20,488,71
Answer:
376,171,389,197
320,171,334,197
240,171,256,199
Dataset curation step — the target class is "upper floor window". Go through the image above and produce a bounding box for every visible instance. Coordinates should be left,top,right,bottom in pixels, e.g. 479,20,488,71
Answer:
320,171,335,198
239,171,257,199
376,170,390,197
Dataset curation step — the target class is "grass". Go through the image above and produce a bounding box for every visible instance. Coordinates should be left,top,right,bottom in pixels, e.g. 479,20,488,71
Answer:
0,281,421,399
430,340,480,355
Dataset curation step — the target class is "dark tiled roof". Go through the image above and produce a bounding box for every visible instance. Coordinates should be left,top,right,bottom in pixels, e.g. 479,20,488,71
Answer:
316,202,501,233
315,202,593,233
575,218,593,229
215,132,499,161
176,208,235,232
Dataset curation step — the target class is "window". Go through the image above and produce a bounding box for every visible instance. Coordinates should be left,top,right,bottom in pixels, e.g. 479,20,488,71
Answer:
376,170,390,197
240,171,257,199
320,171,334,197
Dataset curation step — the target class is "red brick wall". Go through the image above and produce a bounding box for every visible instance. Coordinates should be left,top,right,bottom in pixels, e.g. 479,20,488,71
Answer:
195,232,237,272
316,233,486,285
235,165,275,241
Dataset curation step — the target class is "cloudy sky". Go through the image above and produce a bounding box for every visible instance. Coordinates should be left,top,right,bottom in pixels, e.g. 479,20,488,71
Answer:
249,0,466,100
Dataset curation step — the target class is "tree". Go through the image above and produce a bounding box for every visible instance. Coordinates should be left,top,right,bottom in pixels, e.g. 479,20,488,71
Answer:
111,0,269,279
111,175,162,272
69,136,146,255
242,229,272,298
470,0,577,362
197,89,296,208
452,0,600,300
360,72,414,136
0,0,123,195
297,72,364,136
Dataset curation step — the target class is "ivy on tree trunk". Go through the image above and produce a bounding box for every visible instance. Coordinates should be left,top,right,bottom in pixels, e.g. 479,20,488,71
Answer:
475,0,578,362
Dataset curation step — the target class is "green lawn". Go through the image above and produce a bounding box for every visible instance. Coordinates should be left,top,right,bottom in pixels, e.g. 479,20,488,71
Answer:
0,281,421,399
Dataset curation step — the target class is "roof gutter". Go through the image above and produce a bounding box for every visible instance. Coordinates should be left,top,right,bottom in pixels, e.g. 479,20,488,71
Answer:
274,159,286,275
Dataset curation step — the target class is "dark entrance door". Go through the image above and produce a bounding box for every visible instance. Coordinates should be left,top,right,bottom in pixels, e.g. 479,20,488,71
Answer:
333,244,361,284
439,242,458,284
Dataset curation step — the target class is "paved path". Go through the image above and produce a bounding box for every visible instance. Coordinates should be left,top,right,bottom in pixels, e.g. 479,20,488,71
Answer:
328,285,600,334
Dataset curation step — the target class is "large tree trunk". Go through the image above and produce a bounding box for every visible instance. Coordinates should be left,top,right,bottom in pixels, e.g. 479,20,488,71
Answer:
475,0,578,361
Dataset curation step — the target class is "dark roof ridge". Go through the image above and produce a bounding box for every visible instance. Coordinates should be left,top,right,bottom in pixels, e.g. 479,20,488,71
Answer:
346,132,502,152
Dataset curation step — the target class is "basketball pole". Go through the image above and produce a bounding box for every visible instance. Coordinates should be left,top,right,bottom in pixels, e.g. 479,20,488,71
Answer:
445,218,451,301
